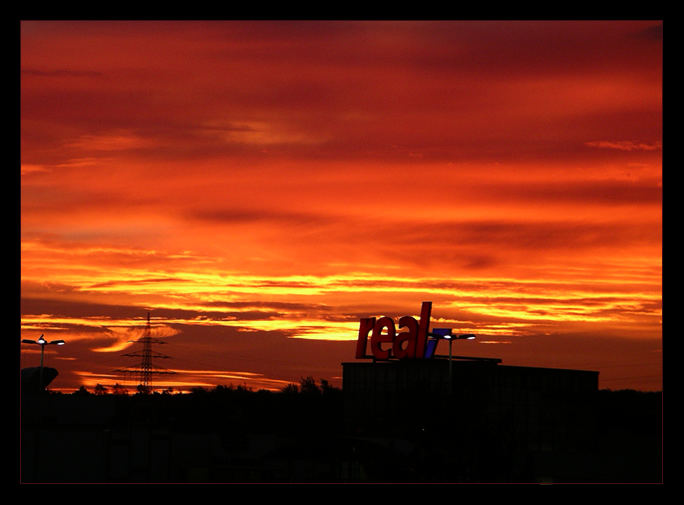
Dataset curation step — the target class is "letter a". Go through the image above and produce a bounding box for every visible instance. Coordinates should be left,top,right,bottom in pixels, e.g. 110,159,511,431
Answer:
394,316,419,359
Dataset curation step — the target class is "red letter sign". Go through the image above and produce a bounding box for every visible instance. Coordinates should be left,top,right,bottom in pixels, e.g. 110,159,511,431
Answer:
393,315,419,359
356,302,433,361
416,301,432,359
371,316,395,360
355,317,375,359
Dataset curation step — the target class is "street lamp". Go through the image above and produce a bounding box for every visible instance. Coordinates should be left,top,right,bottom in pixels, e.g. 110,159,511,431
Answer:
429,329,476,394
21,334,65,391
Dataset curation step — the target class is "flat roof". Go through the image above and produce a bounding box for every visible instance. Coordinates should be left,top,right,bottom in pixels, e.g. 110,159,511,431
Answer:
342,359,599,376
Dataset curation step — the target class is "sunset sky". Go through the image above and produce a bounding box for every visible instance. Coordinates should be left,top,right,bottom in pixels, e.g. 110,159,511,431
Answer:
20,20,662,393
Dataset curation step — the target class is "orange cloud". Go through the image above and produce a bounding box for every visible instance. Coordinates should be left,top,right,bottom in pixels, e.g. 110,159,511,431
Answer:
21,20,662,392
586,140,662,151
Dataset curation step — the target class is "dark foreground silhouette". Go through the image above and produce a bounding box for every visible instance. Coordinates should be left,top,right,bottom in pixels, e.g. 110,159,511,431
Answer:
20,378,661,484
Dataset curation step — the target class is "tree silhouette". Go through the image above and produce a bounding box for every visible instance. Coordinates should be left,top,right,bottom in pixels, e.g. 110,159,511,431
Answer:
73,385,90,396
280,383,299,394
112,383,128,395
299,376,321,395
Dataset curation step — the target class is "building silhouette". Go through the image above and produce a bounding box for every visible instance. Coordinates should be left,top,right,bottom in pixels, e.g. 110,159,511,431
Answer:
342,357,600,481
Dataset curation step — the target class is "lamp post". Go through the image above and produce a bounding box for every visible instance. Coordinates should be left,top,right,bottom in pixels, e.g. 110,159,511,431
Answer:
429,329,476,394
21,335,65,392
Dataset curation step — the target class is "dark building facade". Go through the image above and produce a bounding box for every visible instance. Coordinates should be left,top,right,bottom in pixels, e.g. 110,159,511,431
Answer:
342,357,600,482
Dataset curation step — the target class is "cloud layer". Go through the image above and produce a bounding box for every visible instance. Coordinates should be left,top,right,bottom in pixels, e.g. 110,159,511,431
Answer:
21,21,662,392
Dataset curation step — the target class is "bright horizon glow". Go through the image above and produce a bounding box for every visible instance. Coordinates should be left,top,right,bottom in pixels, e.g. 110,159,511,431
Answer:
21,20,662,393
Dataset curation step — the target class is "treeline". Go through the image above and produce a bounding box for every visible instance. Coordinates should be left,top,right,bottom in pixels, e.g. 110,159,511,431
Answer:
60,376,341,397
24,376,346,440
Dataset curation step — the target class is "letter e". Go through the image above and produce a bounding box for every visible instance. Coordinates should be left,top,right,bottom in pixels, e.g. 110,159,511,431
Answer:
371,316,395,360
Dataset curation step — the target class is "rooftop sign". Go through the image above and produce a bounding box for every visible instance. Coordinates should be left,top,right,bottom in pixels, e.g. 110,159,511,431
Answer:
355,301,435,360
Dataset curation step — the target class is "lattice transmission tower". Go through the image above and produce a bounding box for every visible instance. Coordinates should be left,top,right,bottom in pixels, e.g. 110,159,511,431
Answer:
116,312,175,391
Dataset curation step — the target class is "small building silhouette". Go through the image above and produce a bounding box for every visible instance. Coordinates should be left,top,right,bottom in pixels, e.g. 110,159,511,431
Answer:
21,366,58,395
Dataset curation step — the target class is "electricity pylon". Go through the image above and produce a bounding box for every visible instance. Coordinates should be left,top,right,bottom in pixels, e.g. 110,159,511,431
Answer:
116,312,175,392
